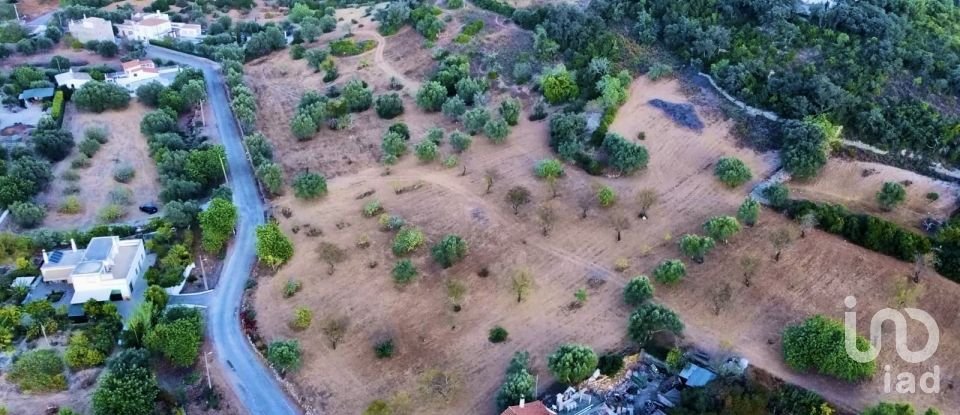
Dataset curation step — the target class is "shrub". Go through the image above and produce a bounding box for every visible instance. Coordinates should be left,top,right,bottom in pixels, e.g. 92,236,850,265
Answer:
782,315,876,382
627,303,683,345
392,228,425,256
484,117,510,143
71,154,91,169
499,98,521,126
926,192,940,201
541,64,579,104
58,196,82,214
85,127,109,144
415,140,439,162
362,200,384,217
392,259,418,285
256,222,295,269
374,93,404,119
441,96,467,120
415,81,447,111
547,344,598,385
597,353,623,376
714,157,753,187
679,234,716,263
647,63,673,80
876,181,907,211
488,326,508,343
109,187,133,205
463,107,491,135
113,164,135,183
764,184,790,208
10,201,45,228
290,307,313,330
623,275,654,306
653,259,686,284
8,349,67,392
292,172,327,199
374,339,395,358
78,138,101,157
534,159,565,179
98,204,126,223
282,279,302,298
449,131,472,152
703,216,741,243
603,133,649,174
73,81,130,113
431,234,468,268
597,186,616,208
737,198,761,226
266,339,302,374
342,79,373,112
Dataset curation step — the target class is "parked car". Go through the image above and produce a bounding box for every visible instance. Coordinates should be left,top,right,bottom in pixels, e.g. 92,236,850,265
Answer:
139,204,158,214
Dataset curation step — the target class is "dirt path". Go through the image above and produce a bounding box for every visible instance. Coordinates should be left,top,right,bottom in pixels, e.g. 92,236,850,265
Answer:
353,28,422,92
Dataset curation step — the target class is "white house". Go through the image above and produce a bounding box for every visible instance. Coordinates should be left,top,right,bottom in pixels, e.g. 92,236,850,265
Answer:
40,236,147,304
115,12,201,41
107,59,181,92
67,16,116,43
54,69,93,89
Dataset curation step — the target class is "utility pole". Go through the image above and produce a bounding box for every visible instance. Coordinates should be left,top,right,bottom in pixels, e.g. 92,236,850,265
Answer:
204,351,213,389
12,4,20,22
199,99,206,126
219,154,229,185
40,322,49,347
198,255,208,290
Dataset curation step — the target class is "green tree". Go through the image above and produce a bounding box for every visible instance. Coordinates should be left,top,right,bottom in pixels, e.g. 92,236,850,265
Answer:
653,259,686,284
505,186,532,214
374,93,404,119
782,315,876,382
415,140,439,162
9,201,45,228
442,95,467,120
256,222,294,269
144,308,203,367
499,97,521,126
703,216,741,243
597,185,617,208
290,306,313,330
431,234,468,268
764,183,790,208
381,131,407,160
449,131,472,152
136,82,166,107
541,64,578,104
392,227,426,256
292,172,327,199
603,133,649,174
679,234,716,263
463,107,491,135
8,349,67,392
484,117,510,143
267,339,302,374
737,198,761,226
782,120,829,180
73,81,131,113
199,198,237,254
342,79,373,112
257,163,284,196
534,159,565,180
392,259,418,285
714,157,753,187
627,302,684,344
415,81,448,112
547,344,598,385
876,182,907,211
495,353,535,410
860,403,917,415
92,350,158,415
623,275,654,306
65,331,107,369
290,112,318,141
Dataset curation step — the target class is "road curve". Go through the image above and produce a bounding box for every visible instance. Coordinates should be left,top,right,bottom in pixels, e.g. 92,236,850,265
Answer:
145,45,301,415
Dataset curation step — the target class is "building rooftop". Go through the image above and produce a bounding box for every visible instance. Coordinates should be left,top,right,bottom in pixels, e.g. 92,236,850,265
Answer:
501,401,554,415
18,87,54,101
55,70,92,84
679,363,716,387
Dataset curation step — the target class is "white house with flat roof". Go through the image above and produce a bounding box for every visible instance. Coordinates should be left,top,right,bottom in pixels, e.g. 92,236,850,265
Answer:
40,236,147,304
54,69,93,89
115,12,201,41
67,16,116,43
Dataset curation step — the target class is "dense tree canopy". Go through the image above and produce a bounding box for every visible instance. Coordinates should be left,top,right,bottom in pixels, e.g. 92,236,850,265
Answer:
547,343,598,385
782,315,876,382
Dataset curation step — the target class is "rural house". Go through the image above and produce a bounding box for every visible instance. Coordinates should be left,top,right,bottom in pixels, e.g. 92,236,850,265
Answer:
67,16,116,43
39,236,147,304
500,399,555,415
54,69,93,89
115,12,201,41
17,87,54,108
108,59,181,91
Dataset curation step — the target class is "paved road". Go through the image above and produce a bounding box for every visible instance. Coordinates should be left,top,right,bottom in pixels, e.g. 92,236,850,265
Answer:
145,45,300,415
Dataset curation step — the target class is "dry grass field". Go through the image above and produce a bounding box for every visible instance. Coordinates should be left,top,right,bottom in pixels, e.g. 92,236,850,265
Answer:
247,11,960,415
37,102,162,229
789,159,959,231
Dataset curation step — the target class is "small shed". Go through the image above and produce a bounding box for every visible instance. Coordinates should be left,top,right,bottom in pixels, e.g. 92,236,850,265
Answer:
18,87,55,107
678,363,717,387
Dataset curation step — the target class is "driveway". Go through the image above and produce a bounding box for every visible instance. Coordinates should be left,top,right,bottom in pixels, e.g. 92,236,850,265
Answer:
145,45,300,415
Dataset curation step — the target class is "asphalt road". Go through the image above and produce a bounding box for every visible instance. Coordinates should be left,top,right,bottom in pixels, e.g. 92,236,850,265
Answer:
145,45,300,415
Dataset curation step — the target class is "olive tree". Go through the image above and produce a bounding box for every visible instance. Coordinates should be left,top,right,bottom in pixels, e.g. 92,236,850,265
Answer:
737,198,761,226
627,303,684,344
547,344,598,385
505,186,531,215
679,234,715,263
653,259,686,284
431,235,468,268
714,157,752,187
292,172,327,199
703,216,741,243
623,275,654,306
876,181,907,211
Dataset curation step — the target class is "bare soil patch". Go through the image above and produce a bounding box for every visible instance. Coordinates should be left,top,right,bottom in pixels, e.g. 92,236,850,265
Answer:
37,102,162,230
789,159,959,231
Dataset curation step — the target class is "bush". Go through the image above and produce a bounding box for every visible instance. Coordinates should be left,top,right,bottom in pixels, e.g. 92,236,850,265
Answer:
266,339,302,374
764,184,790,208
392,259,418,285
534,159,565,179
342,79,373,112
381,131,407,159
703,216,741,243
449,131,472,152
71,154,91,169
415,81,447,111
415,140,439,162
597,185,616,208
290,307,312,330
256,222,294,269
714,157,753,187
679,234,716,263
362,200,384,217
547,344,598,385
85,127,109,144
10,201,45,228
597,353,624,376
782,315,876,382
58,196,82,214
653,259,686,284
392,227,425,256
78,138,101,157
431,234,468,268
32,129,74,162
623,275,654,306
292,172,327,199
876,181,907,211
374,93,404,119
484,117,509,143
109,186,133,205
441,96,467,120
627,303,683,345
282,279,302,298
73,81,131,113
488,326,508,343
98,204,127,223
112,164,135,183
737,198,761,226
374,339,395,358
8,349,67,392
463,107,491,135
